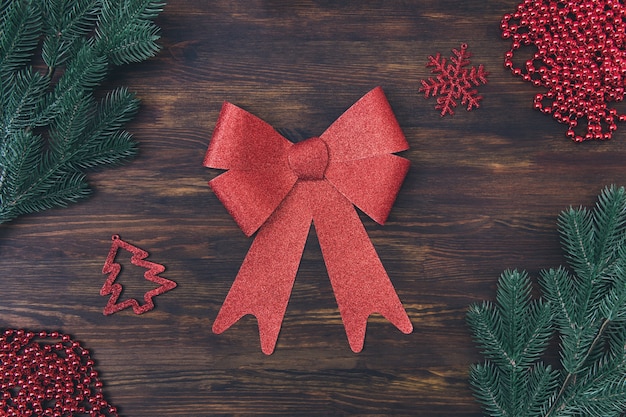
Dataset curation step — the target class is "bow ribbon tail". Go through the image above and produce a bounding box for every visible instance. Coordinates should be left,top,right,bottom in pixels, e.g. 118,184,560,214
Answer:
311,181,413,353
212,186,313,355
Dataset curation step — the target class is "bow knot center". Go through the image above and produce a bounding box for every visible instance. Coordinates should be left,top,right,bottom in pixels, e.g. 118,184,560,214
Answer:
287,137,329,180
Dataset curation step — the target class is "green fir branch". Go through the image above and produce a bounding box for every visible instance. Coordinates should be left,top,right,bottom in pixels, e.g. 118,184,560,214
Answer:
0,0,165,224
0,0,42,76
469,185,626,417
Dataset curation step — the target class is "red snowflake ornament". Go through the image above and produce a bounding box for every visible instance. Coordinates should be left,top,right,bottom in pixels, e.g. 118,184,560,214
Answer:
502,0,626,142
101,235,177,315
420,43,489,116
0,329,119,417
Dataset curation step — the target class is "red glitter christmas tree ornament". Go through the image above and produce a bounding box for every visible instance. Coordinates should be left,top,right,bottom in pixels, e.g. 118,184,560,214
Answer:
101,235,177,315
501,0,626,142
419,43,489,117
0,329,119,417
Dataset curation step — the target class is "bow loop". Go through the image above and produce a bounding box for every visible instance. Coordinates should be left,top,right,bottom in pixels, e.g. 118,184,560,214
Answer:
324,154,410,225
204,102,297,236
209,166,297,236
204,102,291,170
320,87,410,224
320,87,409,162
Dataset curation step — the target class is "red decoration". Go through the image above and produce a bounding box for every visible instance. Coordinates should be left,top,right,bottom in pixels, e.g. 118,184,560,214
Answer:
0,329,118,417
204,87,413,355
419,43,489,116
101,235,177,315
501,0,626,142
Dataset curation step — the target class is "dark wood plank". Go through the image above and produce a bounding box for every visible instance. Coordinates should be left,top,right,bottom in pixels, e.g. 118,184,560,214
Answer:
2,0,626,415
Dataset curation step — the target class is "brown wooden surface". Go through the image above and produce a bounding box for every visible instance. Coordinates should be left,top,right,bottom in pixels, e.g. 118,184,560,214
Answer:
3,1,626,415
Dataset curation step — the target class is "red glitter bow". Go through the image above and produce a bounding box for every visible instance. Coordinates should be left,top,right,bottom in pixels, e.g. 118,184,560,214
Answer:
204,87,413,354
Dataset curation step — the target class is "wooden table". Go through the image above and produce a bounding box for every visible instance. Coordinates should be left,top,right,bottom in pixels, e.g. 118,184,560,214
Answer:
2,1,626,415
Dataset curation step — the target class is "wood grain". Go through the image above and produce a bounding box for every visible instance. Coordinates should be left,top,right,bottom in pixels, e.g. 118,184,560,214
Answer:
3,0,626,415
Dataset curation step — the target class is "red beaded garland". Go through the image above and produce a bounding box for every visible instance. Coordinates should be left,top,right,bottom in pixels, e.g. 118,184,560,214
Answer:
0,329,119,417
502,0,626,142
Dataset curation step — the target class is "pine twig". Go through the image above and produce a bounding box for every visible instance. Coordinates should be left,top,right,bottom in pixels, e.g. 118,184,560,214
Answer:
544,318,611,417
